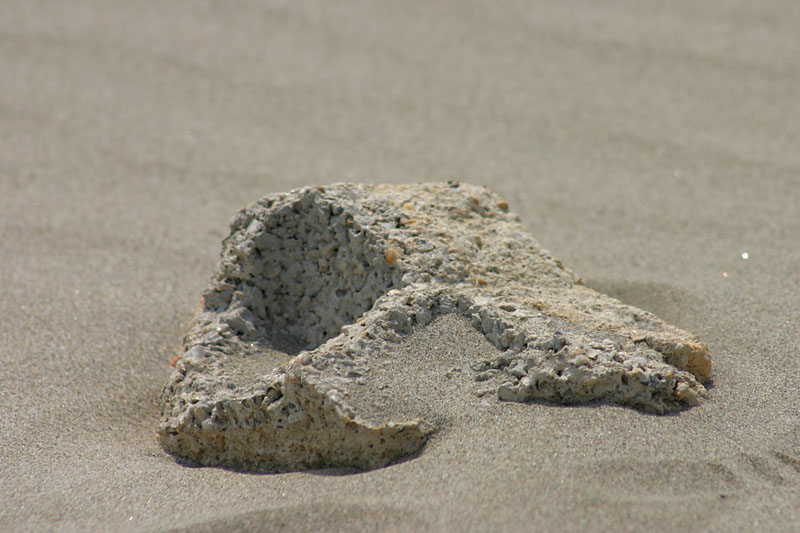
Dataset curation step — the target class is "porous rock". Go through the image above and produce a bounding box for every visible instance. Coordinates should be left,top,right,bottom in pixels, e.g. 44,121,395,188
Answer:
159,182,711,471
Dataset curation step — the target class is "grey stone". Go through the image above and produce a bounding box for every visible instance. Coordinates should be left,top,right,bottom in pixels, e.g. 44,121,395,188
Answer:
158,182,712,472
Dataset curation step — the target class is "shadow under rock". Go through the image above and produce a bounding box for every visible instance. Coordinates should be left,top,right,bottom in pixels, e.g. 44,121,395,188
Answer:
164,445,424,477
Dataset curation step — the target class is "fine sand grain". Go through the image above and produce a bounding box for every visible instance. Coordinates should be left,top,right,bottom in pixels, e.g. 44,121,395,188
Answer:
350,314,504,429
1,1,799,531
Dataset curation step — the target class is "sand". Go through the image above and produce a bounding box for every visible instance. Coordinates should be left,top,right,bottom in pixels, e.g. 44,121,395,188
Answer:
1,1,798,531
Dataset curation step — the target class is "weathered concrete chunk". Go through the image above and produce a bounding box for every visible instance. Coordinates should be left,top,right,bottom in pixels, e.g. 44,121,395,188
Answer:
159,182,711,471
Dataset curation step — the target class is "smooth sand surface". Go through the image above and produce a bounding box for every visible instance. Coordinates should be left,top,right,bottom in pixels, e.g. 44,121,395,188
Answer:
2,1,799,530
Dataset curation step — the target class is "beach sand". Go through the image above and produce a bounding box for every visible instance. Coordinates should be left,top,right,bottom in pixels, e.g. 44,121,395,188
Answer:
1,1,798,530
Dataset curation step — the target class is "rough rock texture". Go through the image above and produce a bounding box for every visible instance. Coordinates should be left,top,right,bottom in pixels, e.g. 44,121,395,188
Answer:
159,182,712,472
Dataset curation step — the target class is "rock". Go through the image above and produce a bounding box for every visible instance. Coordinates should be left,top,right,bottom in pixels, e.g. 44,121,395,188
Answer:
158,182,711,472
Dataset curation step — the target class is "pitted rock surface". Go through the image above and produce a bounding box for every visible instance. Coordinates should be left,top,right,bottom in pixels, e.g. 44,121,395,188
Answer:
159,182,712,472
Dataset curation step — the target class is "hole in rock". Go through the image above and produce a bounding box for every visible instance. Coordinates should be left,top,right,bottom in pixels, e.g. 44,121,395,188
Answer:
218,196,400,356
